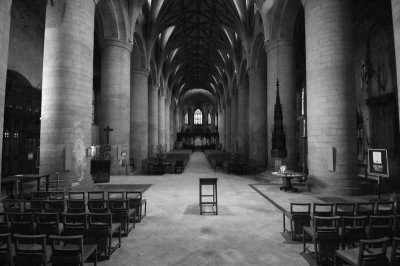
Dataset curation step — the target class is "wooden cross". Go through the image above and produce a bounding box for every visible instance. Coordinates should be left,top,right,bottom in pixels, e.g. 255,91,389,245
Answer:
104,125,113,144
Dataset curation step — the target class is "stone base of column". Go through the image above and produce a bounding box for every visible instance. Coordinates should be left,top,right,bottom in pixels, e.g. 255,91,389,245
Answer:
308,175,362,196
105,145,130,175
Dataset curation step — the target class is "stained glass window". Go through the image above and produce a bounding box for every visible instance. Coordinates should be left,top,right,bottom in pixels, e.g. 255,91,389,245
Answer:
208,113,211,124
184,111,188,124
194,109,202,125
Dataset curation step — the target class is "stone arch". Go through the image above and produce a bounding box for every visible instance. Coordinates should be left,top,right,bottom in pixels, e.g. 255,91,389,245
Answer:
132,32,146,69
250,33,267,70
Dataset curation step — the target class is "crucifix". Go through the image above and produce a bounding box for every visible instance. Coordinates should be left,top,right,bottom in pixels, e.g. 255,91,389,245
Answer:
104,125,113,144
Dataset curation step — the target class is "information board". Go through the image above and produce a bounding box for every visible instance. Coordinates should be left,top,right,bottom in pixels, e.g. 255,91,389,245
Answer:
367,149,389,177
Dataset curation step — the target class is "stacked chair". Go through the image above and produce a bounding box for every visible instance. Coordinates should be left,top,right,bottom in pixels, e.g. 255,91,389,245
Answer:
0,189,147,264
282,200,400,265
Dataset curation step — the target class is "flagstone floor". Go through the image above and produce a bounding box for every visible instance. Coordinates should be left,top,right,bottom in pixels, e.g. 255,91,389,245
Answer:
96,152,308,266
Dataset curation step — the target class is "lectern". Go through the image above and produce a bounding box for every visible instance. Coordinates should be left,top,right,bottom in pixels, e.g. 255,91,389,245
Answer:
199,178,218,215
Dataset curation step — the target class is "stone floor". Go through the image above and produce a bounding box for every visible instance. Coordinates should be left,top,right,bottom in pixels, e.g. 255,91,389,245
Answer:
96,152,309,266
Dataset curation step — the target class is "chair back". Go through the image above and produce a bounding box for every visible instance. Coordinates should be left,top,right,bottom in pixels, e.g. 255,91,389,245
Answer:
0,233,12,266
62,213,87,236
13,234,47,266
3,199,21,212
313,203,334,220
107,191,125,200
88,191,105,200
23,199,43,213
368,215,394,239
335,203,355,217
48,191,65,200
375,201,395,215
356,202,375,218
66,199,86,213
8,212,34,234
30,191,47,200
43,199,65,214
109,199,129,211
88,199,109,213
358,237,389,266
126,192,142,209
0,213,8,233
49,235,84,265
35,213,60,236
68,191,85,200
341,215,368,249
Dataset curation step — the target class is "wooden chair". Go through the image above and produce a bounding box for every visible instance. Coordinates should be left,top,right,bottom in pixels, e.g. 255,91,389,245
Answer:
214,160,224,172
49,235,97,266
335,203,355,217
375,201,395,215
282,203,311,241
87,213,121,259
66,200,86,213
340,215,368,250
126,192,147,222
109,199,135,236
42,200,65,218
391,236,400,266
366,215,394,239
13,233,48,266
8,212,34,235
35,213,60,236
0,213,9,233
22,199,43,213
394,214,400,237
87,200,108,213
313,203,334,227
356,202,375,218
87,192,105,200
174,160,184,174
3,199,21,213
0,233,12,266
303,216,340,265
335,236,390,266
30,191,47,200
61,213,87,238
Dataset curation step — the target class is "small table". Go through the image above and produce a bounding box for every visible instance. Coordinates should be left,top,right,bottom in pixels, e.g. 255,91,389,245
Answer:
199,178,218,215
2,173,50,196
272,171,306,192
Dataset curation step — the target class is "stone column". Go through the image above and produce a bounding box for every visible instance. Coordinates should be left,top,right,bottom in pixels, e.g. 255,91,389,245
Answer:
0,0,12,193
225,100,231,151
40,0,95,181
100,39,132,175
158,94,166,146
248,69,268,166
392,0,400,129
165,98,171,151
148,84,159,157
170,105,175,149
303,0,358,195
230,92,238,152
130,68,149,173
237,84,249,157
218,106,225,149
266,39,297,169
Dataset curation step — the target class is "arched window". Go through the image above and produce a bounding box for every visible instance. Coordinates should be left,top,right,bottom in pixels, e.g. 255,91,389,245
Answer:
194,109,202,125
184,111,189,124
208,113,211,124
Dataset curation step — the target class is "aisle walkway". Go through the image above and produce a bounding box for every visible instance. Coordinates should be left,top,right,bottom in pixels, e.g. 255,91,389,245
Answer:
97,152,307,266
184,151,213,173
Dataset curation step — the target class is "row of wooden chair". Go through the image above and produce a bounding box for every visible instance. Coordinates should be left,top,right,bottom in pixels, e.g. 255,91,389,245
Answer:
3,190,147,222
0,232,97,266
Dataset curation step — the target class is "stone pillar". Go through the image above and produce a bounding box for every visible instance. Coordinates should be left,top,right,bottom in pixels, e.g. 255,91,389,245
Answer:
170,105,175,149
392,0,400,129
238,84,249,157
158,94,166,146
165,98,171,151
0,0,12,193
218,106,225,149
303,0,358,195
148,84,159,157
230,92,238,152
130,68,149,173
225,100,231,151
100,39,132,175
40,0,95,181
248,69,268,166
266,40,297,169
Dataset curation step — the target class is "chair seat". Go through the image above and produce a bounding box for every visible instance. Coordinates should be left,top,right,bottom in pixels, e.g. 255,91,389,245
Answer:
335,248,359,266
303,226,315,238
83,243,97,261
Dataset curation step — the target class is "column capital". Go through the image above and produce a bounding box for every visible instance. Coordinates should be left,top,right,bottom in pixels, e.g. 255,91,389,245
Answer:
248,69,267,76
132,68,150,77
265,39,293,54
100,39,132,52
165,98,171,105
149,84,160,92
159,94,166,100
301,0,311,8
